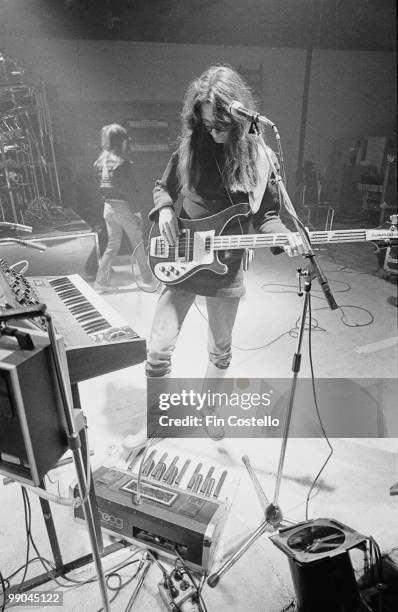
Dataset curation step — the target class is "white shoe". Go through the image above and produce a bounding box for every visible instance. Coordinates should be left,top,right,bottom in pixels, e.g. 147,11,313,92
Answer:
203,361,230,379
122,432,146,449
203,407,225,441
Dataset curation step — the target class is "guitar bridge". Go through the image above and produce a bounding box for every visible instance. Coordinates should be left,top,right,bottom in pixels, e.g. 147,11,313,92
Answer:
150,235,169,258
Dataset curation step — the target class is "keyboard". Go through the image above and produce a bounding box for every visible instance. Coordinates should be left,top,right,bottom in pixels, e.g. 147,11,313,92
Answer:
27,274,146,382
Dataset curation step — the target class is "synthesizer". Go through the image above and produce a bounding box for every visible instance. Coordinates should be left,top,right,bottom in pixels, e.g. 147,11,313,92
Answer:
0,258,146,382
72,448,238,573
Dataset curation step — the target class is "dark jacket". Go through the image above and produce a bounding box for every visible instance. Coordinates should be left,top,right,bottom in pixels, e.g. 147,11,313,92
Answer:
94,151,138,210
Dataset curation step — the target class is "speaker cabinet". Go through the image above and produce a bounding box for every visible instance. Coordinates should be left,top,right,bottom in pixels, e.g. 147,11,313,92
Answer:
0,329,72,486
0,232,99,278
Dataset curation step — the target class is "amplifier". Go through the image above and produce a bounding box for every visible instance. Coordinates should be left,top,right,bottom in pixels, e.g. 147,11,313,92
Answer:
72,462,236,573
1,231,98,277
270,519,367,612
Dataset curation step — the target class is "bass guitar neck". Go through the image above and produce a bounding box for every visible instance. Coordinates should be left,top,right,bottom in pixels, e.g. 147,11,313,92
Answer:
148,203,398,285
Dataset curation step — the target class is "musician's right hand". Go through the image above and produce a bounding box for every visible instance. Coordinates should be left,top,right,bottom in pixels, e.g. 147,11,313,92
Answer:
158,206,179,246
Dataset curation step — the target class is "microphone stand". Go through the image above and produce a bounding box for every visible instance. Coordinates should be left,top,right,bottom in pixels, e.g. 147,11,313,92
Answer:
261,121,286,186
207,118,338,589
253,120,338,311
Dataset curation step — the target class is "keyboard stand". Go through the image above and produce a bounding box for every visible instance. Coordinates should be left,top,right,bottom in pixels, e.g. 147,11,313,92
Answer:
0,305,112,610
6,398,129,597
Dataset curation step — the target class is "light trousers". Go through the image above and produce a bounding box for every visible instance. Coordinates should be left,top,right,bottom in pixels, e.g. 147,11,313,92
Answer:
145,286,240,377
95,201,151,286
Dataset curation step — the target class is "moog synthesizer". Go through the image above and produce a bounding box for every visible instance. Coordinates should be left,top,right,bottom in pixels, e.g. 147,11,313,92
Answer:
72,448,238,573
0,258,146,382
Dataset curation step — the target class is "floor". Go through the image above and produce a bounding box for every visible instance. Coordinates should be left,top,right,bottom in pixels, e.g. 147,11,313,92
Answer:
1,238,398,611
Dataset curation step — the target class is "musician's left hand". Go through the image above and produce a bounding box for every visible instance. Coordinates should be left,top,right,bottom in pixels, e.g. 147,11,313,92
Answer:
283,233,306,257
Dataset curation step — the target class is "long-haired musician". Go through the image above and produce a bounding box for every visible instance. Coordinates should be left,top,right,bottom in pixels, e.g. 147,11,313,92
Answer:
94,123,154,293
145,65,303,378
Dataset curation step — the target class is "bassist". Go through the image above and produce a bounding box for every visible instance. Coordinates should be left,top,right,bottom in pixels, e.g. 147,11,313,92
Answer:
145,65,304,378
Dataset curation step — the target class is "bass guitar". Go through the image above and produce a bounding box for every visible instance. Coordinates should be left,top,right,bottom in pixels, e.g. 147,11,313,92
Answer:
148,203,398,285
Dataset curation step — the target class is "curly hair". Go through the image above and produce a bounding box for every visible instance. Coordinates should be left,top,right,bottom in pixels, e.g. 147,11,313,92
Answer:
177,65,262,192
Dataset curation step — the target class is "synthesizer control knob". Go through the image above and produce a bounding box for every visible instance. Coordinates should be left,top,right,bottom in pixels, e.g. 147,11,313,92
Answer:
160,266,166,272
165,270,171,277
174,269,180,276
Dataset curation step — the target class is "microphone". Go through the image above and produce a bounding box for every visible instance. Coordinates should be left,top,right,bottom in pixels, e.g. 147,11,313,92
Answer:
228,101,275,128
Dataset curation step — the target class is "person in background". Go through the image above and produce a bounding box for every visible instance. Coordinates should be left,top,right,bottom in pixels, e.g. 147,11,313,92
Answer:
94,123,155,293
145,65,304,379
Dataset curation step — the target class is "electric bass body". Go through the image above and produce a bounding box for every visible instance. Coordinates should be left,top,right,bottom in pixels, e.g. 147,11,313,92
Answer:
148,203,251,285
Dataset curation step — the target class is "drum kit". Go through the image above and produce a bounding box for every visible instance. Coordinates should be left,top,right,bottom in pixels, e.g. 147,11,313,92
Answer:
0,51,61,226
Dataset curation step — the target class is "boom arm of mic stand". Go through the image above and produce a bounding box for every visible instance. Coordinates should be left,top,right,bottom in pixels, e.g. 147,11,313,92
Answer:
306,252,338,311
256,133,338,311
270,125,286,186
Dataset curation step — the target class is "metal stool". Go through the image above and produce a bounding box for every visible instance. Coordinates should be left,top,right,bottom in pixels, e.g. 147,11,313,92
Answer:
299,184,335,230
303,201,335,230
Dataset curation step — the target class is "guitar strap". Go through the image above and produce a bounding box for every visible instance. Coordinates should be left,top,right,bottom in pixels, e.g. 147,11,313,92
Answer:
248,144,276,214
214,156,252,271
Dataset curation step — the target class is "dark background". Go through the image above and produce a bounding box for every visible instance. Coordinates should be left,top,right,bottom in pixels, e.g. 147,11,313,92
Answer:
1,0,396,50
0,0,396,230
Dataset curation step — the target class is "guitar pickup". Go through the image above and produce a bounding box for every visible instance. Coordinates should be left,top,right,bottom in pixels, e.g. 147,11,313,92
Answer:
176,229,190,261
149,231,190,261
